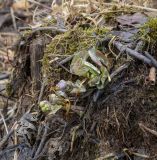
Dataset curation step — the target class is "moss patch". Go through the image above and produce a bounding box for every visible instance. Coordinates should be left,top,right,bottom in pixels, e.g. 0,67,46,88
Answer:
140,18,157,42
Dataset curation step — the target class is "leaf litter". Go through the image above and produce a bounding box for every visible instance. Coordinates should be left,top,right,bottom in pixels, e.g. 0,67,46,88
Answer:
2,0,157,160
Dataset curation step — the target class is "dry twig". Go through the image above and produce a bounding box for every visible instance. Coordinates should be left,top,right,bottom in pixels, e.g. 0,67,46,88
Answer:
10,7,17,31
139,123,157,137
0,110,9,134
0,122,18,149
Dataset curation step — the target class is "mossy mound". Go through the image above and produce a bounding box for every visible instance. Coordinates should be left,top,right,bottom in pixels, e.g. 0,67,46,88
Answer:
42,27,109,83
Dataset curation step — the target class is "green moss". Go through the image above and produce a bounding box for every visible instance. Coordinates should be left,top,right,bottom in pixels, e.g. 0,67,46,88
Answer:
6,82,13,96
42,17,57,27
140,18,157,42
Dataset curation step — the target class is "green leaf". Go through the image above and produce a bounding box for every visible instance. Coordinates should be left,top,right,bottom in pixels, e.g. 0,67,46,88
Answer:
39,101,51,112
39,100,63,114
84,61,100,75
70,49,110,89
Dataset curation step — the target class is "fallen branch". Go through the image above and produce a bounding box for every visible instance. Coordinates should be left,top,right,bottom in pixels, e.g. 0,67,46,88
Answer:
113,41,152,66
144,52,157,68
33,27,67,33
19,26,67,33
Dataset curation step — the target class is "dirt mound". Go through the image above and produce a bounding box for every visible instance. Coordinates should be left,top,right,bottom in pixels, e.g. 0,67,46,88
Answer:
2,1,157,160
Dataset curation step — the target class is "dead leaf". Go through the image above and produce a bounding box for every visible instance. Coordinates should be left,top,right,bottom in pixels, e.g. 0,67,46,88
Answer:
117,12,148,27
